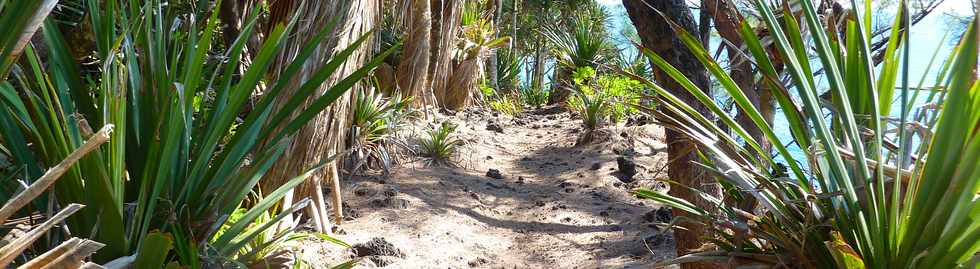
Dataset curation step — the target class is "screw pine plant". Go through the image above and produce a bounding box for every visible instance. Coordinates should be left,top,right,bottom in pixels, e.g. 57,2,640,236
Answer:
418,121,461,166
630,0,980,268
0,0,394,266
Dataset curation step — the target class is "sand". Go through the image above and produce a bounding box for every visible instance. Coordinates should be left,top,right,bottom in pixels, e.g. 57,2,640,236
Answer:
297,106,677,269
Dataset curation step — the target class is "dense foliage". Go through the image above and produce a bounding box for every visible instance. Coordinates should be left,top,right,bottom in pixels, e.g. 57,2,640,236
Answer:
632,0,980,268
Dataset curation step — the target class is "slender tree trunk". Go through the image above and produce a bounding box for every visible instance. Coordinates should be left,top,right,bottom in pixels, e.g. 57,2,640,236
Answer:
510,0,518,54
703,0,766,239
622,1,721,269
702,0,771,158
430,0,464,108
487,0,502,90
398,0,433,107
532,40,546,93
262,0,379,230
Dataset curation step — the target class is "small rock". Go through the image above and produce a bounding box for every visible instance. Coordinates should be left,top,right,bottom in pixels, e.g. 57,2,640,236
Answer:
353,187,371,197
643,232,673,247
468,257,490,267
342,202,359,220
370,197,409,209
486,169,504,179
562,217,573,223
486,122,504,133
516,176,526,184
383,190,398,198
599,211,610,217
616,156,637,182
535,201,546,207
352,237,405,258
368,256,399,267
642,207,673,223
590,163,602,170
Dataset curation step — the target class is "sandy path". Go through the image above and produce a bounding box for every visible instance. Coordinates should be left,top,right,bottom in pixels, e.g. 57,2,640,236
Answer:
306,108,676,269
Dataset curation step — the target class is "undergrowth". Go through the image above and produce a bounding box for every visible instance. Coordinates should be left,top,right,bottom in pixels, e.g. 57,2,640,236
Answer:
417,121,461,165
568,67,641,133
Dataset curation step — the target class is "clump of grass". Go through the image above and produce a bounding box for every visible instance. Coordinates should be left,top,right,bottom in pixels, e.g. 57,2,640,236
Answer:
417,121,461,165
567,67,640,142
489,95,524,115
518,85,550,108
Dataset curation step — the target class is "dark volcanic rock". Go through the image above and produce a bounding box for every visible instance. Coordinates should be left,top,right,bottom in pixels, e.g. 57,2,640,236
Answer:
616,156,637,181
643,232,673,247
370,197,409,209
352,237,405,258
486,122,504,133
468,257,490,267
342,202,359,220
642,207,673,223
590,163,602,170
486,169,504,179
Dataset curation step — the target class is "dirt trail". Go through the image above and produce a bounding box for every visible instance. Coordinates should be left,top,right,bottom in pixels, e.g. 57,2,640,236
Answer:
305,107,677,268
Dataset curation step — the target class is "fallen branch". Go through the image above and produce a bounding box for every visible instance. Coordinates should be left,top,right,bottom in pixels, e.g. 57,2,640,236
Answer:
0,125,113,224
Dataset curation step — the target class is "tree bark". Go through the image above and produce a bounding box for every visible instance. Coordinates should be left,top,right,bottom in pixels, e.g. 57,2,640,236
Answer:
398,0,433,107
703,0,772,157
702,0,768,214
430,0,464,108
262,0,379,230
487,0,502,90
622,1,721,269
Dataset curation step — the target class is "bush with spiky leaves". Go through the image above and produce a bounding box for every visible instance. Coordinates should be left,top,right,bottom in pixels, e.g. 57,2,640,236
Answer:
417,121,462,166
0,0,394,266
568,67,641,134
348,87,414,174
630,1,980,268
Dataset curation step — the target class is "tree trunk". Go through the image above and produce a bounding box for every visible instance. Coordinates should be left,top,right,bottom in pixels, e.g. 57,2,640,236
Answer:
531,40,546,93
702,0,771,158
622,1,722,269
546,66,571,105
398,0,433,107
262,0,379,230
487,0,502,90
430,0,464,108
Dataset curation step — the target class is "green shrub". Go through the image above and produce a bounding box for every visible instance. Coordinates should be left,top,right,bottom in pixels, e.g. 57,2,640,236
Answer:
418,121,461,165
215,193,350,268
348,88,413,174
631,1,980,268
489,96,524,115
0,0,394,266
518,85,550,107
568,67,641,131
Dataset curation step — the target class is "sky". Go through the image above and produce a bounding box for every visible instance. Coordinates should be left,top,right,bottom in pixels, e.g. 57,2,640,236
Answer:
596,0,620,5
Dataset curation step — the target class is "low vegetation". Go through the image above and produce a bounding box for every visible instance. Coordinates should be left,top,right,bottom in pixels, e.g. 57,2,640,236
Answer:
417,121,462,166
